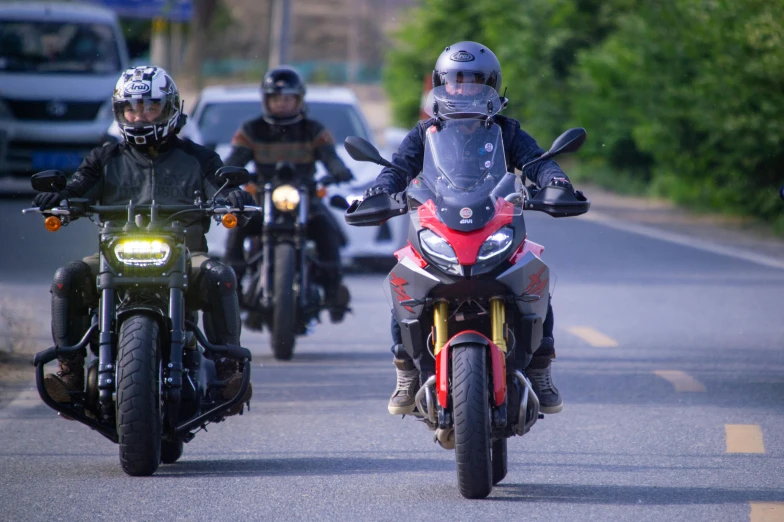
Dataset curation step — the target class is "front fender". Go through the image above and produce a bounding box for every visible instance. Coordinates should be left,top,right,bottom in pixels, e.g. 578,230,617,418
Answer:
435,330,506,408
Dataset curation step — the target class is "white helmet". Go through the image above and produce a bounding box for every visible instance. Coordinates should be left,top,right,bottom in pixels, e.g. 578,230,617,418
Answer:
112,66,183,148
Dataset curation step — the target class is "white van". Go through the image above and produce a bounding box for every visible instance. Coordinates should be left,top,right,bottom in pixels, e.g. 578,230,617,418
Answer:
0,2,129,177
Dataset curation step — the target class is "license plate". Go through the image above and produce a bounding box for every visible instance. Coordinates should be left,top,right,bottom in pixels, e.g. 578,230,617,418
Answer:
31,151,86,171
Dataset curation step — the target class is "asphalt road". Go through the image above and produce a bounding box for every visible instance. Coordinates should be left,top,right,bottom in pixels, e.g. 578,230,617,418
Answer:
1,197,783,522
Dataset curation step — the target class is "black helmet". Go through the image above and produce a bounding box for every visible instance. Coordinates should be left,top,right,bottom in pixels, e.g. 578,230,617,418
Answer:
261,66,306,125
112,66,183,149
432,41,502,94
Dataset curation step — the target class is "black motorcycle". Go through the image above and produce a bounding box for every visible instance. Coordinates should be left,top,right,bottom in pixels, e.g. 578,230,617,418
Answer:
26,167,260,476
239,162,350,360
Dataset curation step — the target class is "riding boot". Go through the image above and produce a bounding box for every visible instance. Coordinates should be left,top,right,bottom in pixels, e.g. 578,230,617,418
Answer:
527,338,563,414
44,353,85,403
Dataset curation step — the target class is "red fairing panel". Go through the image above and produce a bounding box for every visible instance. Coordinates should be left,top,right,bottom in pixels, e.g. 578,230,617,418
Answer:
418,199,516,265
509,237,545,264
436,330,507,408
393,241,428,268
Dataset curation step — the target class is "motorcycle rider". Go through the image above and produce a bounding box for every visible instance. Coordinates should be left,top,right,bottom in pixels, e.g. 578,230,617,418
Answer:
222,66,353,323
33,66,254,415
365,42,575,416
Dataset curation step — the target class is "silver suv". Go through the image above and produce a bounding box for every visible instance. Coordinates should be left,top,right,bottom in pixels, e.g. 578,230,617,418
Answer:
0,2,129,176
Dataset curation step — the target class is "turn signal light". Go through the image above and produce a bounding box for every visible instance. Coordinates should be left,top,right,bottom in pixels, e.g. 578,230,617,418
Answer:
44,216,62,232
316,186,327,199
222,213,238,229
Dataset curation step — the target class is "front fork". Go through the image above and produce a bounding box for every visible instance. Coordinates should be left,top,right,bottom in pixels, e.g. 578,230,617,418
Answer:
424,298,508,428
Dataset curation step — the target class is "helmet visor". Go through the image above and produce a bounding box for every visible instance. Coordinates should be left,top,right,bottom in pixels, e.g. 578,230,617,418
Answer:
114,99,173,127
438,70,490,95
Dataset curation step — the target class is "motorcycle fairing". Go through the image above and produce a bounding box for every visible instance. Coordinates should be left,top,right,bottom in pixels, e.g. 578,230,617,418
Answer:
383,255,441,321
435,330,507,408
496,249,550,320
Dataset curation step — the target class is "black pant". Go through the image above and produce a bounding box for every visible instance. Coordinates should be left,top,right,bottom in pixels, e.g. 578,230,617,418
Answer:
223,210,344,296
390,302,556,369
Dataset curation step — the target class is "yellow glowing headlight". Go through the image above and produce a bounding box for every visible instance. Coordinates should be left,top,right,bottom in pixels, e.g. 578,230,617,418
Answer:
271,184,300,211
114,239,171,266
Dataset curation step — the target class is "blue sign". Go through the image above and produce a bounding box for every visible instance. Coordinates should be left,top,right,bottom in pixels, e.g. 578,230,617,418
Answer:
93,0,192,22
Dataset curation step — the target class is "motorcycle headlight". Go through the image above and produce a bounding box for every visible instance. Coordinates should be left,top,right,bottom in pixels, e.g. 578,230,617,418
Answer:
472,227,515,275
272,184,300,211
114,239,172,266
419,229,463,276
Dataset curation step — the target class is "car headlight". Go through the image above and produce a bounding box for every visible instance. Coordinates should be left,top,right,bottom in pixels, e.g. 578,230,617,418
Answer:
472,227,515,275
272,184,300,211
419,229,463,276
114,239,172,266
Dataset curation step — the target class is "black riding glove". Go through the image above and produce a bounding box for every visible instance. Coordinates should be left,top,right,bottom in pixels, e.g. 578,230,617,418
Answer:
226,189,253,211
333,168,354,183
363,185,388,199
33,192,63,211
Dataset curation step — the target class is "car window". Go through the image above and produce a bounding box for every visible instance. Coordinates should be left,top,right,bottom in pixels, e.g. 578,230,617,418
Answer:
0,21,121,74
196,99,371,146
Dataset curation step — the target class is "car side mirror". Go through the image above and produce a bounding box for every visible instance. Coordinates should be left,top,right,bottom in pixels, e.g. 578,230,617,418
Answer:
216,166,250,187
31,170,67,192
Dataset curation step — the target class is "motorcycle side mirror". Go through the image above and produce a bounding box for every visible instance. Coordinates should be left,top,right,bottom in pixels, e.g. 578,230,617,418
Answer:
329,194,350,211
275,161,296,178
216,166,250,187
31,170,67,192
547,127,587,157
344,136,394,168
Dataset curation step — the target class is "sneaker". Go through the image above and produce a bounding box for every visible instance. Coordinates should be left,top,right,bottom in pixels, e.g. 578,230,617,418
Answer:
216,358,252,416
527,355,563,414
44,355,85,403
388,357,419,415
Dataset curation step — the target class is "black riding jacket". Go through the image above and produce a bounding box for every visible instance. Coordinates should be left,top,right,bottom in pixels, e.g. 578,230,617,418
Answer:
61,137,229,253
374,114,570,194
224,115,351,182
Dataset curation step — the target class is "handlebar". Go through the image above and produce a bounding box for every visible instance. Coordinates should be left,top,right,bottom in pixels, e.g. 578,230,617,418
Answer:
22,204,263,216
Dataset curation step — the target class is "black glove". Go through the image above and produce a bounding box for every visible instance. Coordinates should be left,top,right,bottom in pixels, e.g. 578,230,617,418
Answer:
547,176,574,192
333,168,354,183
226,189,253,211
33,192,63,211
363,185,388,199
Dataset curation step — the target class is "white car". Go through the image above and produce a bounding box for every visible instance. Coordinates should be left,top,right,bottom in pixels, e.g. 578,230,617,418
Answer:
173,84,406,267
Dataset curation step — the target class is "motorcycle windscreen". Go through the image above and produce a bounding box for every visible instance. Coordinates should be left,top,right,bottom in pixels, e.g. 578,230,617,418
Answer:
419,119,521,231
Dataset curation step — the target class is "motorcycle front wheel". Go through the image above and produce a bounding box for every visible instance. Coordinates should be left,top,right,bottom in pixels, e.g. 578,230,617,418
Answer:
452,345,493,499
271,242,297,360
116,314,162,476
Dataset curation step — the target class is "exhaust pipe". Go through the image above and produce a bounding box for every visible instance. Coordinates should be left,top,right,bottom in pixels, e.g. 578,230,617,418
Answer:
512,370,540,436
414,375,437,426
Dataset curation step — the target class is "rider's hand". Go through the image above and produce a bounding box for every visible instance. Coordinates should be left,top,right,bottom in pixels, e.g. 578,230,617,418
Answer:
226,189,253,211
33,192,63,211
333,168,354,183
547,176,574,193
363,185,388,199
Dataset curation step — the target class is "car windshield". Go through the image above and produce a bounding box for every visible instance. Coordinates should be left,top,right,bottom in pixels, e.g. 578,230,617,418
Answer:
196,100,371,146
0,21,121,74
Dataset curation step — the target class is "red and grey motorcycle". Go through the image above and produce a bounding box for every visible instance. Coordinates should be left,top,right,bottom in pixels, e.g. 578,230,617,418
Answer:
344,85,590,498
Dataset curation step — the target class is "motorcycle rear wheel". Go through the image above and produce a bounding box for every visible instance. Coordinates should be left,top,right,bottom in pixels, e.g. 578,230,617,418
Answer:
271,243,297,360
116,314,162,476
452,345,493,499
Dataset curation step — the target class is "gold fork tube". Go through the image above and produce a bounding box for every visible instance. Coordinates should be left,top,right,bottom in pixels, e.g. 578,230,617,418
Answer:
433,300,449,355
490,297,507,353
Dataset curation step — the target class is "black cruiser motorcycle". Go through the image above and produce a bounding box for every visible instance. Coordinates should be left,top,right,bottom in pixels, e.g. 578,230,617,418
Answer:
239,162,350,360
26,167,259,476
344,85,590,498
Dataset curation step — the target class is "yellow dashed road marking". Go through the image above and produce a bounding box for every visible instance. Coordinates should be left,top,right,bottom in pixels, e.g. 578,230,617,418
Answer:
726,424,765,454
750,502,784,522
653,370,706,392
566,327,619,347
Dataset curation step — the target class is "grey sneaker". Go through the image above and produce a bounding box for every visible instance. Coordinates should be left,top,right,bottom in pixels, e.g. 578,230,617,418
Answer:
388,358,419,415
527,355,563,414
